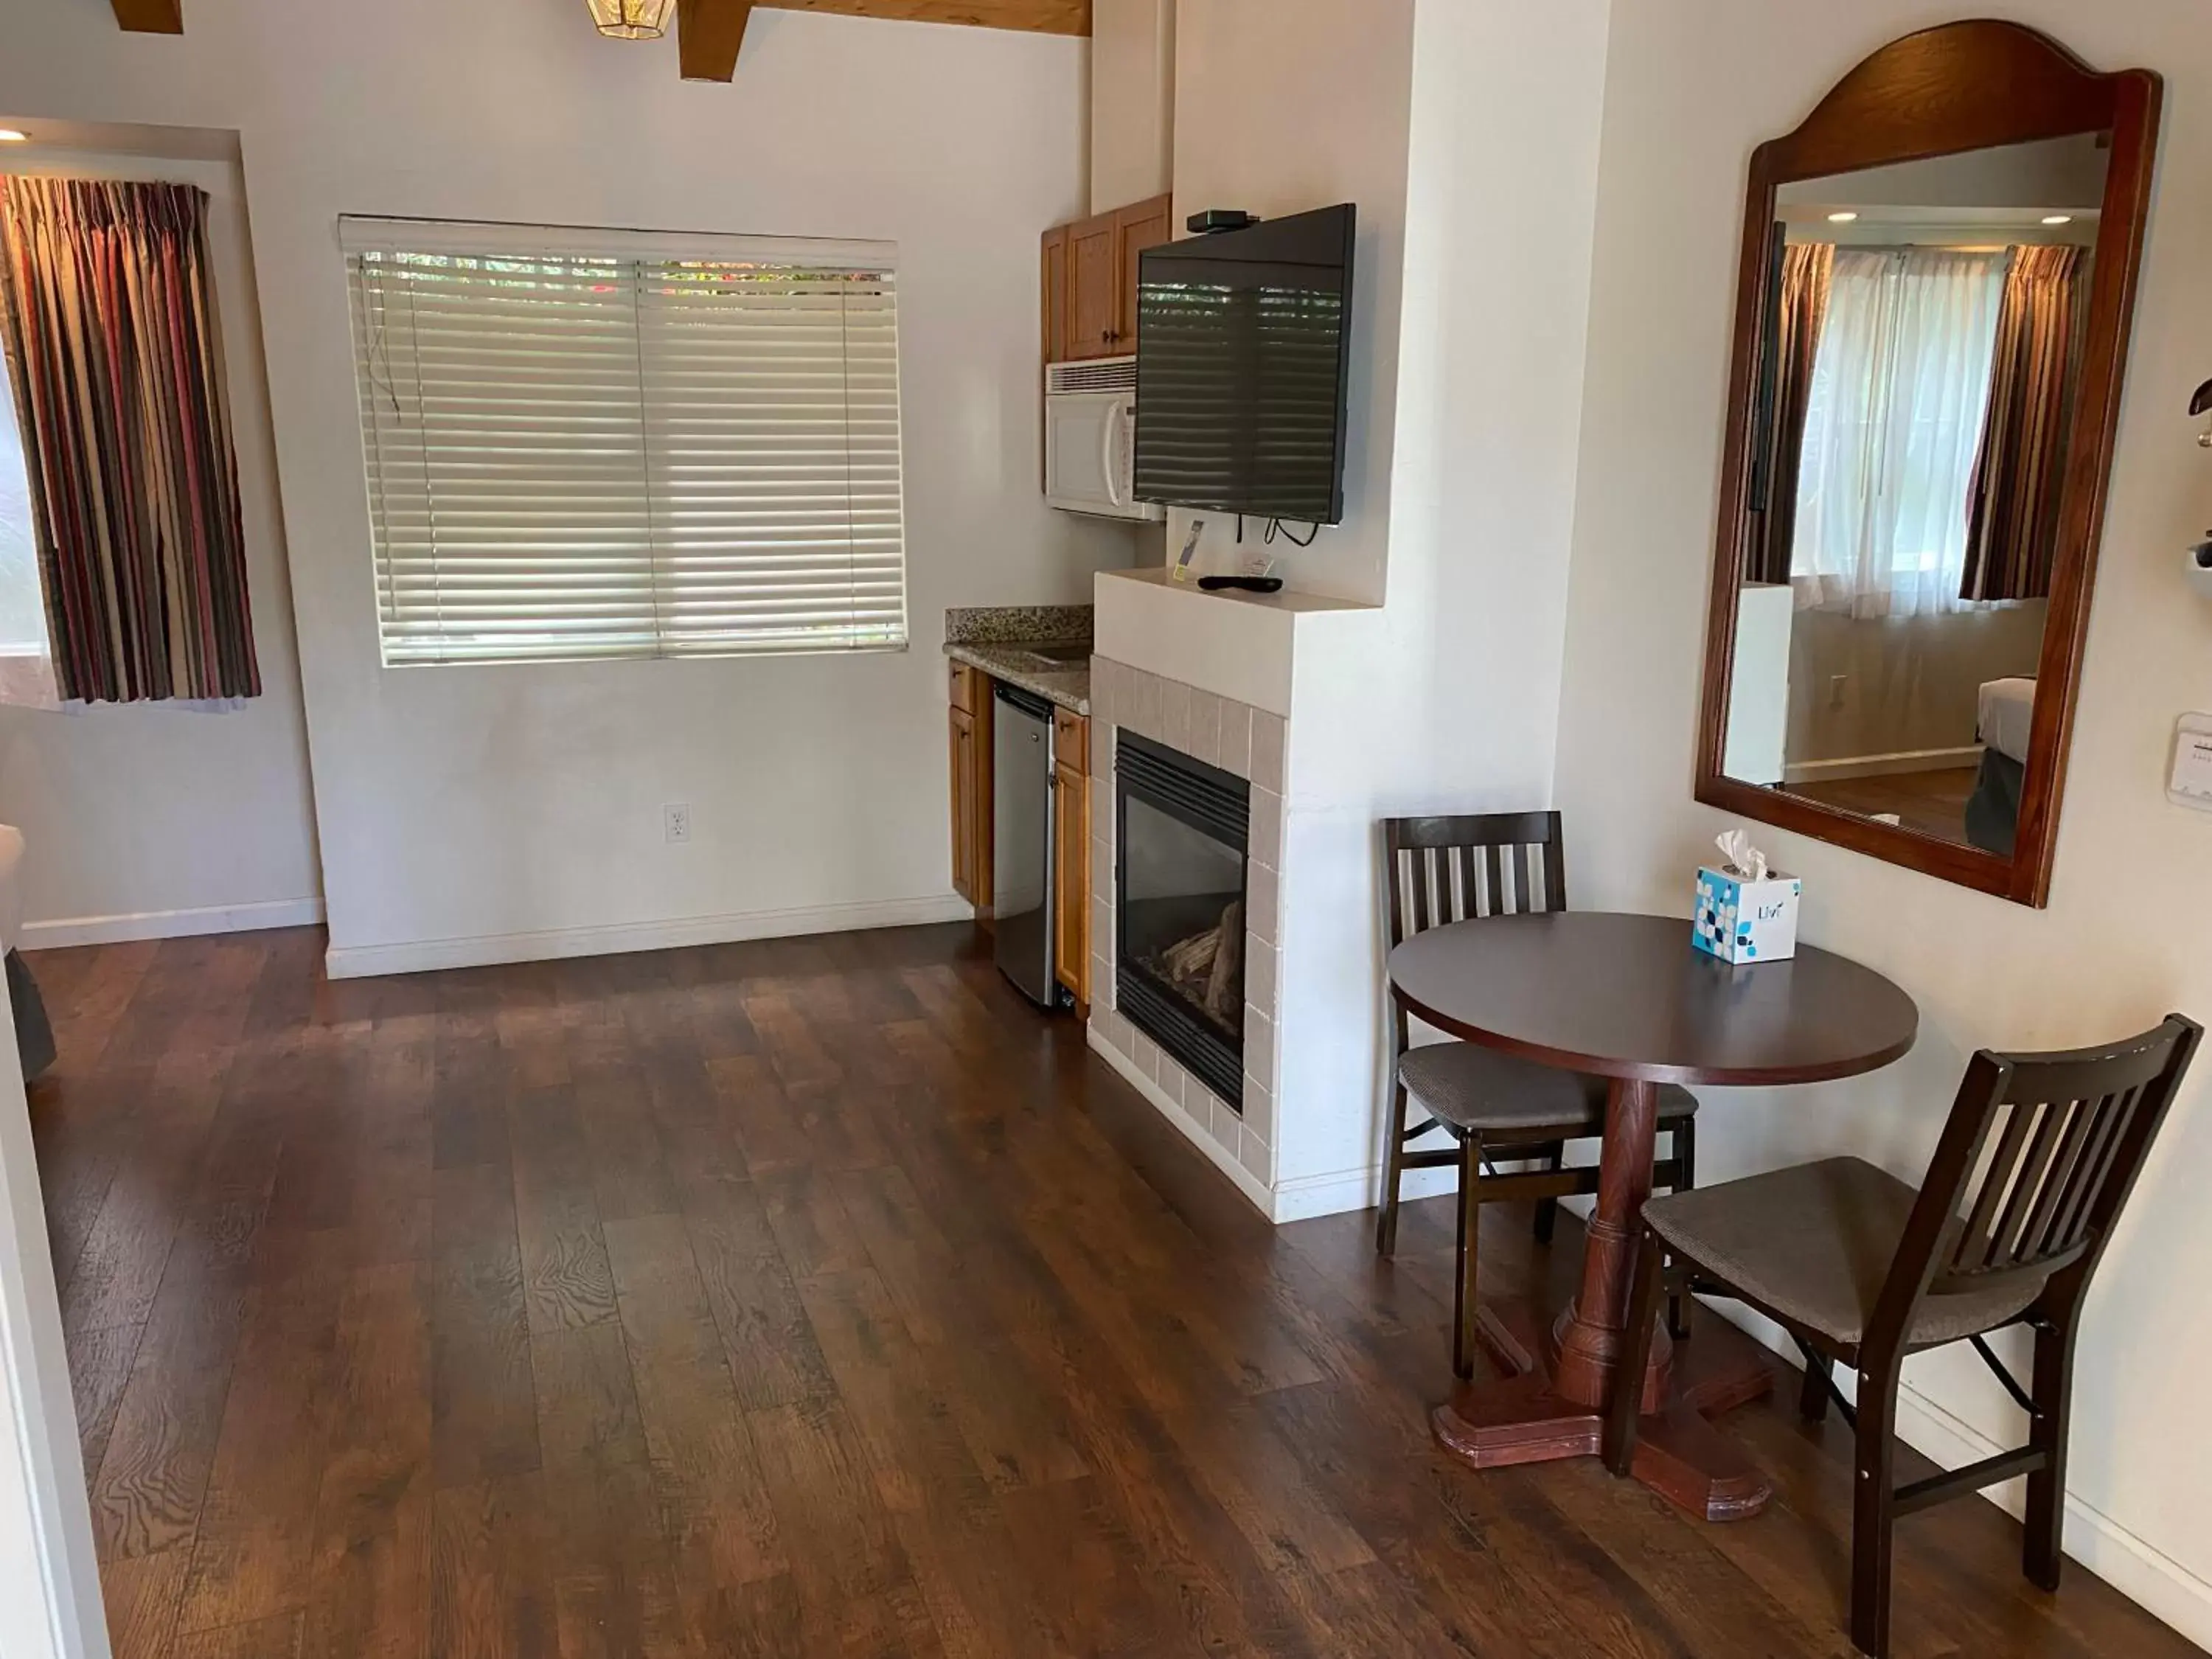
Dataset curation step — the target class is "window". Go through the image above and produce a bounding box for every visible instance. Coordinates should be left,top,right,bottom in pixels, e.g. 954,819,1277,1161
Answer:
344,218,907,666
1791,248,2005,619
0,352,48,653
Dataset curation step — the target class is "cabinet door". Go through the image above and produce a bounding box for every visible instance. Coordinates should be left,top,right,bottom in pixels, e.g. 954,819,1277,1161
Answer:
1053,759,1091,1003
1067,211,1121,359
1113,194,1174,349
1040,224,1071,365
950,705,976,904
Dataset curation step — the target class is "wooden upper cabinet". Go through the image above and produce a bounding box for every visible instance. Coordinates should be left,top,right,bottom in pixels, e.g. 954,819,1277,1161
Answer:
1113,195,1173,349
1040,225,1070,366
1065,211,1121,360
1046,192,1175,364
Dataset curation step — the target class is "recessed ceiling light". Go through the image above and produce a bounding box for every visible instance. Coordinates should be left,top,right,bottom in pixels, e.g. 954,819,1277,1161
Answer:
0,131,29,144
2042,215,2075,226
1826,211,1860,223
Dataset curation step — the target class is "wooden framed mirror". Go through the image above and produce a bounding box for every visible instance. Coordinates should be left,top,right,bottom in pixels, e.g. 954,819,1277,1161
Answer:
1695,21,2162,907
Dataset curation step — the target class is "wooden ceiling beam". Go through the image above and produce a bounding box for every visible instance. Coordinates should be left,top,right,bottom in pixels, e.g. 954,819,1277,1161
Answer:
758,1,1089,36
110,0,183,33
679,0,755,81
681,0,1088,77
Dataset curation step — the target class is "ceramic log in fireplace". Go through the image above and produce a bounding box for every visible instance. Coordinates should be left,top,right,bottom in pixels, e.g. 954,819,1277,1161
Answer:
1116,732,1250,1107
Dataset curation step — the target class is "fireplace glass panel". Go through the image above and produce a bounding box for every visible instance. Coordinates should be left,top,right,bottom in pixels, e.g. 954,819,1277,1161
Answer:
1121,795,1246,1046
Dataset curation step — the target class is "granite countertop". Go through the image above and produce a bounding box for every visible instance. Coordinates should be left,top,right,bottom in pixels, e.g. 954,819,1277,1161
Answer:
944,605,1093,716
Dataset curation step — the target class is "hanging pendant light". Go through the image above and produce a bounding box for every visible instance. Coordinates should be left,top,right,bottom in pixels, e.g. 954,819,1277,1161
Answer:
586,0,676,40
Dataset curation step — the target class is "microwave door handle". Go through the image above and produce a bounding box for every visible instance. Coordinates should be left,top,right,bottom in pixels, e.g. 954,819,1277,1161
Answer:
1101,405,1125,509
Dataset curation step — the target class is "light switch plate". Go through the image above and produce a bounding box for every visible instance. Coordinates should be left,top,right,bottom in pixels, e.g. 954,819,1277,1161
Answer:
2168,715,2212,813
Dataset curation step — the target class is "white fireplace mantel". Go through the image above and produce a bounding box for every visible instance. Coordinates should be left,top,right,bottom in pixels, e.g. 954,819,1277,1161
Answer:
1093,567,1376,720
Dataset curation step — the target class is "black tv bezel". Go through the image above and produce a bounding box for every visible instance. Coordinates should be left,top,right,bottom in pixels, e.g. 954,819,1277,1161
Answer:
1132,203,1357,529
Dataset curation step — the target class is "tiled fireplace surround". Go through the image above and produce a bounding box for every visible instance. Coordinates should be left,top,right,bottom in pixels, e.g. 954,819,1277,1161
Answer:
1085,656,1286,1203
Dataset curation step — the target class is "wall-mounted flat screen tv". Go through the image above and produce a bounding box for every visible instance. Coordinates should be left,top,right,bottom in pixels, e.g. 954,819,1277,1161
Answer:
1133,204,1357,527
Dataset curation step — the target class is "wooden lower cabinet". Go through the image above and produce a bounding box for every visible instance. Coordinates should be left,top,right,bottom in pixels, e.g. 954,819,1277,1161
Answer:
948,664,991,917
948,663,1088,1001
1051,762,1086,1001
950,705,977,902
1052,707,1092,1006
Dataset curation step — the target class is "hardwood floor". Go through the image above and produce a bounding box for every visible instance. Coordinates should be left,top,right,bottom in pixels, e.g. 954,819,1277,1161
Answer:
1784,766,1981,846
23,923,2195,1659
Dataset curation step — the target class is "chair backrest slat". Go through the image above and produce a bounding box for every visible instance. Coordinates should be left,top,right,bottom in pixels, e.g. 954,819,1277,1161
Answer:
2017,1091,2116,1263
1384,815,1564,928
1448,844,1477,925
2048,1085,2137,1253
1984,1100,2076,1271
1382,814,1568,1056
1955,1096,2039,1270
1872,1017,2202,1349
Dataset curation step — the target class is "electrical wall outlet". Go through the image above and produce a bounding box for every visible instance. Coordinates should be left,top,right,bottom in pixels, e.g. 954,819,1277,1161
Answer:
1829,674,1848,712
664,802,692,844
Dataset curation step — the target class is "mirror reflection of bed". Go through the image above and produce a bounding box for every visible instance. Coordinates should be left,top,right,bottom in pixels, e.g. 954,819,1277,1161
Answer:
1719,134,2097,858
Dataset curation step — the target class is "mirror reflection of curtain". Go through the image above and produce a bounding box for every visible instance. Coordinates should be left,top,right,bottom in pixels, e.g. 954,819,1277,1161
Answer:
1792,248,2005,618
1748,242,1834,584
1960,245,2084,602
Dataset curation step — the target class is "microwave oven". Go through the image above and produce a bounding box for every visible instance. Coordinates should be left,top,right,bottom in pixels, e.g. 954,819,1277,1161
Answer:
1043,358,1164,523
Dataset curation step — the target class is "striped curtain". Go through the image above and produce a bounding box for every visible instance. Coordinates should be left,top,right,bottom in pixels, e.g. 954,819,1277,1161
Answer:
0,178,259,702
1747,240,1834,585
1960,244,2085,605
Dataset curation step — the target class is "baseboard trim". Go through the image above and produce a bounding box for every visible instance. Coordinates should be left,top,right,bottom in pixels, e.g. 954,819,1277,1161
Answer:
20,897,325,949
1087,1025,1277,1220
1271,1161,1460,1222
324,894,975,980
1782,745,1983,785
1893,1378,2211,1649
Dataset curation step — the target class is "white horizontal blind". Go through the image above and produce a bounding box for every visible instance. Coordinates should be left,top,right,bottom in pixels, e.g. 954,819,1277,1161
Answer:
345,220,905,665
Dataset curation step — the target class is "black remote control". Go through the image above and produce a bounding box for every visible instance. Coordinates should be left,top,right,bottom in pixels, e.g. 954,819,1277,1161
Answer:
1197,575,1285,594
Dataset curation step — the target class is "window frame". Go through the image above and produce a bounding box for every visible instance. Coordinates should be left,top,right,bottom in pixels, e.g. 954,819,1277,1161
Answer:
341,215,911,670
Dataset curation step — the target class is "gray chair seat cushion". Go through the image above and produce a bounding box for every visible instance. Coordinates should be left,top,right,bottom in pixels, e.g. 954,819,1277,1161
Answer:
1641,1156,2048,1348
1399,1041,1697,1138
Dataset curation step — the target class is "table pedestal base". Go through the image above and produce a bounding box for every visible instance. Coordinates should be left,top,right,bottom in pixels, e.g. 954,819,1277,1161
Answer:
1432,1298,1784,1522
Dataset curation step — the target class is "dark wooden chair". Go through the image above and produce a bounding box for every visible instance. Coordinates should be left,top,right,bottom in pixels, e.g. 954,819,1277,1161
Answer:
1377,812,1699,1377
1605,1015,2202,1658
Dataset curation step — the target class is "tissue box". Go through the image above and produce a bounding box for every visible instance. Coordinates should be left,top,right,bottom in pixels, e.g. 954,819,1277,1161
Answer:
1694,867,1802,964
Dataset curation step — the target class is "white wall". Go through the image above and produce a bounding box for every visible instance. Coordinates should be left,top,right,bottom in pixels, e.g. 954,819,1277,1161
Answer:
1784,603,2048,768
1167,0,1415,607
0,143,320,945
1091,0,1174,209
1156,0,1612,1205
0,0,1125,973
1554,1,2212,1641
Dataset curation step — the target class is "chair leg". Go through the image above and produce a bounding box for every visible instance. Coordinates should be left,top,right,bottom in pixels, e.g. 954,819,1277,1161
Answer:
1451,1132,1482,1380
1602,1223,1667,1475
1850,1355,1903,1659
1376,1080,1410,1257
1531,1140,1565,1244
1663,1119,1696,1339
2023,1317,2079,1592
1798,1348,1834,1424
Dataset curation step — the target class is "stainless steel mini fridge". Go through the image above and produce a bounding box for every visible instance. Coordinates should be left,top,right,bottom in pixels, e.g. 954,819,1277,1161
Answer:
992,684,1059,1006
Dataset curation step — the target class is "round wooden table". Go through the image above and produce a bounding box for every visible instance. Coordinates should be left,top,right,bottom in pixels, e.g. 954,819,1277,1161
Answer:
1388,911,1918,1519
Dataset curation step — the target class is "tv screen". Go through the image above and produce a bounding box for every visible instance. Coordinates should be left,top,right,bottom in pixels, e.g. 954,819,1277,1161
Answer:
1133,204,1357,526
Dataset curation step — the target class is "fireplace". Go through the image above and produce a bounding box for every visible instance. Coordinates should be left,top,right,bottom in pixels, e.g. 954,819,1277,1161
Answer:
1116,732,1251,1109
